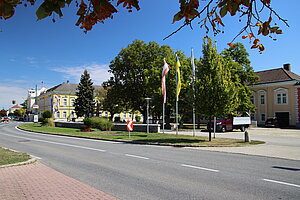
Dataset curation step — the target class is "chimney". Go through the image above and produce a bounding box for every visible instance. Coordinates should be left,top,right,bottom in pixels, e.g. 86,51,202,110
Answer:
283,63,291,71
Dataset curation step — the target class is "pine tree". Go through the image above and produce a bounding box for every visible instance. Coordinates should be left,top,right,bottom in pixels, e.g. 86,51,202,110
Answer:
74,70,95,118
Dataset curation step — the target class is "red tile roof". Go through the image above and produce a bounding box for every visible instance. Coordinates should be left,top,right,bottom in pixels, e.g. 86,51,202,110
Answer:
11,105,21,109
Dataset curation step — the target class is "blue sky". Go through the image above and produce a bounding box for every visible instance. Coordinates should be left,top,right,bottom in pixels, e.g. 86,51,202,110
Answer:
1,0,299,109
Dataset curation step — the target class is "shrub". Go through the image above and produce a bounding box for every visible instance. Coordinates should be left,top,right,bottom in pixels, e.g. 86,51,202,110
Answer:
99,118,114,131
42,110,52,119
83,117,92,128
46,118,55,127
84,117,114,131
39,117,46,125
40,118,55,127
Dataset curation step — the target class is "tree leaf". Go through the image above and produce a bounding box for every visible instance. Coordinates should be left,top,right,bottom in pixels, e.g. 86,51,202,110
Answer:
36,5,50,20
172,12,184,23
220,6,228,17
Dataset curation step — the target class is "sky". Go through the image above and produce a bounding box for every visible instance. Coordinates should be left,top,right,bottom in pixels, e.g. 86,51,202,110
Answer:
1,0,299,109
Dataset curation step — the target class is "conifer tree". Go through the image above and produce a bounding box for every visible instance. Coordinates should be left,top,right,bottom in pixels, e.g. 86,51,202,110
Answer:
74,70,95,118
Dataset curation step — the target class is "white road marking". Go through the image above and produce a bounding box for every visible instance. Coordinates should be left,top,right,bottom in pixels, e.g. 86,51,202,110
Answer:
1,133,106,152
263,179,300,188
15,126,119,144
181,164,220,173
125,154,149,160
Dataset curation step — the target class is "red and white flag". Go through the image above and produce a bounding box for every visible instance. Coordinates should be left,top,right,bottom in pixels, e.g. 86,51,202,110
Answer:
162,59,171,104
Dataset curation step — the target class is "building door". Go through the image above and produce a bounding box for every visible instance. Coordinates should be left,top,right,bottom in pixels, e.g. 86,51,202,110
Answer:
275,112,289,127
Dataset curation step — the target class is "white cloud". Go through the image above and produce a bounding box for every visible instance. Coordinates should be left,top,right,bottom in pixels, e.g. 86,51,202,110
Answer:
0,85,28,110
52,64,112,85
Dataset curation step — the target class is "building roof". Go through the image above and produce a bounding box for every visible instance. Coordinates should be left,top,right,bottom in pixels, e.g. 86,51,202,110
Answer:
45,82,102,94
254,68,300,85
11,105,21,109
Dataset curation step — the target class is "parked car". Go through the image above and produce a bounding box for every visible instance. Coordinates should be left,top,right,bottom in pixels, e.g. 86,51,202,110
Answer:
265,118,279,127
1,117,9,122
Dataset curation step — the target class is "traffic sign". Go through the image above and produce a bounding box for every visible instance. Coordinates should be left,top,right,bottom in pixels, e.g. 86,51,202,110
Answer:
32,104,39,109
127,120,134,131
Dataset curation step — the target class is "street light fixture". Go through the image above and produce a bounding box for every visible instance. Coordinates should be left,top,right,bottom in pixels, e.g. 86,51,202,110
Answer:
145,97,151,134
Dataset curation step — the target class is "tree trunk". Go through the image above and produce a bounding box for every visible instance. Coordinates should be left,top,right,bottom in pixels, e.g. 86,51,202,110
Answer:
164,105,171,129
141,106,147,124
109,112,114,121
208,117,212,141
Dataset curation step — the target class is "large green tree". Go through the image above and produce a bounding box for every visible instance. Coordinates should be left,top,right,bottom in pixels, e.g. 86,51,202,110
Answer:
221,42,258,113
105,40,191,124
195,38,238,141
94,87,107,117
102,83,125,121
1,0,287,51
74,70,95,118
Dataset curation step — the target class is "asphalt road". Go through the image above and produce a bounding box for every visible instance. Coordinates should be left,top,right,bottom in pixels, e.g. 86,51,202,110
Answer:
1,122,300,200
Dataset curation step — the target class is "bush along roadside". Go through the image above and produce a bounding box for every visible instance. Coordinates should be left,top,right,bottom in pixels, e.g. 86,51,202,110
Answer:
83,117,114,131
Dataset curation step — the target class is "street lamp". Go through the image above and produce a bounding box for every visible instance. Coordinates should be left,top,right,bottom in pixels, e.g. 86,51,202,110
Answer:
145,97,151,134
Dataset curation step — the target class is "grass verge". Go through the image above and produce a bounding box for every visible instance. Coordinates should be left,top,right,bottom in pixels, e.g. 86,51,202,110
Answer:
0,147,31,166
18,123,265,147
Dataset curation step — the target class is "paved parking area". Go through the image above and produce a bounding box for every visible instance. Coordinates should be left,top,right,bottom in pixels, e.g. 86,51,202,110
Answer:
164,127,300,160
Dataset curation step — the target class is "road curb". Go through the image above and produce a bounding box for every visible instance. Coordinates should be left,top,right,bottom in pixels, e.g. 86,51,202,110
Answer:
16,125,264,148
0,147,37,168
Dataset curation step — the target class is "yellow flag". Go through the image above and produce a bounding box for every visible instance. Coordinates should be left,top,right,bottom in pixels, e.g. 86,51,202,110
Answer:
176,55,181,101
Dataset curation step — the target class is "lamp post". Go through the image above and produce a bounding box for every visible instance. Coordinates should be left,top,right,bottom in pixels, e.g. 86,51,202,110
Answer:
145,97,151,134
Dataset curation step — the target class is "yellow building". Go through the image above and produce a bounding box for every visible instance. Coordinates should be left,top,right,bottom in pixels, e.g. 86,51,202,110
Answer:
250,64,300,127
37,82,142,122
38,82,84,121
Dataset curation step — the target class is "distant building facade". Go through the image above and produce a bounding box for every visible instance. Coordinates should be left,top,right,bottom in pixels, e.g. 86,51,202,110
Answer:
36,82,142,122
250,64,300,127
26,87,47,113
9,104,21,114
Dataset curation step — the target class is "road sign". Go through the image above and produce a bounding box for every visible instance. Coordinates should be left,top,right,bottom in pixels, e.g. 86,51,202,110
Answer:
32,104,39,109
34,115,38,123
127,120,134,131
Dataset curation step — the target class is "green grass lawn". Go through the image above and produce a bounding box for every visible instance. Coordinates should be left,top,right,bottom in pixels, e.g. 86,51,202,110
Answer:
0,147,31,166
18,123,264,147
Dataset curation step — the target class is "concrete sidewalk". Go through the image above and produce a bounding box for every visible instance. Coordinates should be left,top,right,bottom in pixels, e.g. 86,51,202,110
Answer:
0,162,117,200
163,127,300,160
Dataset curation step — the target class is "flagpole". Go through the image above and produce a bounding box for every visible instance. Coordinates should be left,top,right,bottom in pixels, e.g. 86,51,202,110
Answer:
162,103,165,134
176,69,179,135
191,48,196,136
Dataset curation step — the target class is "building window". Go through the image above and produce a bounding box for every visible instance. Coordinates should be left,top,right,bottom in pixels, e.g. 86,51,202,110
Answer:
260,94,265,105
56,111,60,118
274,88,288,105
277,93,287,104
277,94,281,104
70,111,75,118
62,98,68,106
261,113,265,122
62,111,67,118
70,98,75,106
